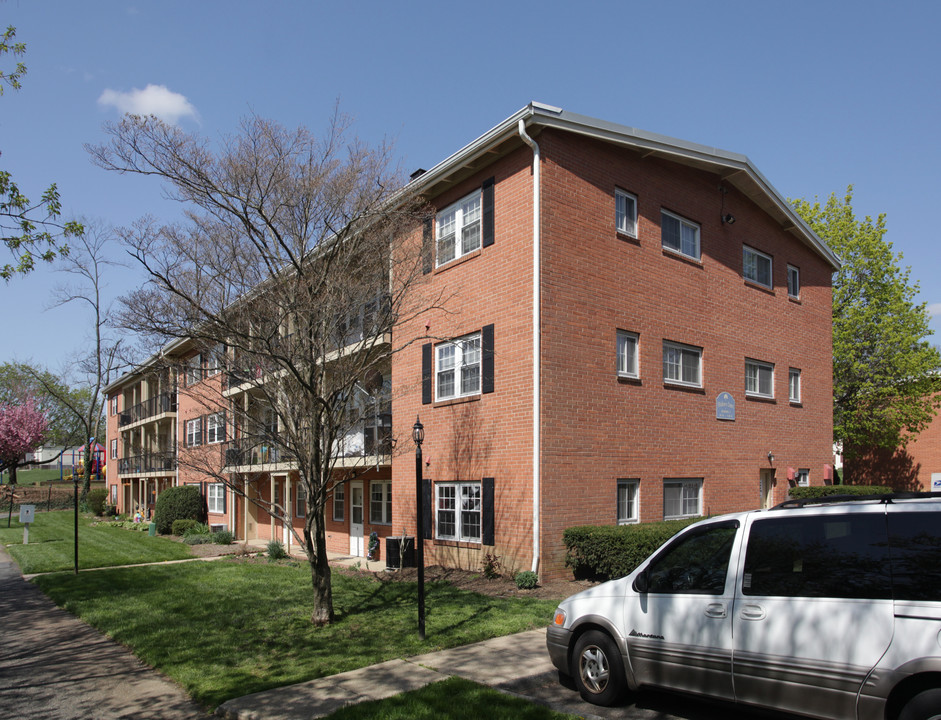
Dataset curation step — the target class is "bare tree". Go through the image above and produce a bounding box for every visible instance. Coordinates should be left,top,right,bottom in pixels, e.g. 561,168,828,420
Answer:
88,111,438,624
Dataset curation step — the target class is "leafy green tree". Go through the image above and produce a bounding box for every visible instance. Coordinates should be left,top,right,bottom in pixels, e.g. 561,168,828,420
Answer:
792,187,941,461
0,25,82,279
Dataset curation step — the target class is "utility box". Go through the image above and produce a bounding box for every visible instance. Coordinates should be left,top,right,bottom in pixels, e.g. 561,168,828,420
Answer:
149,522,156,536
19,504,35,524
385,536,415,570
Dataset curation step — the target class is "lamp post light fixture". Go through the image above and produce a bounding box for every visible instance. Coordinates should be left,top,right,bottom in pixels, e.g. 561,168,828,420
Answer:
412,416,426,640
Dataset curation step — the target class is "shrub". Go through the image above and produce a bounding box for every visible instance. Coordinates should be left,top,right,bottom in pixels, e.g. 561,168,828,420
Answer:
213,529,234,545
788,485,893,500
172,518,200,536
184,533,213,545
563,518,700,581
267,539,287,560
87,489,108,516
514,570,538,590
153,485,207,534
481,552,503,579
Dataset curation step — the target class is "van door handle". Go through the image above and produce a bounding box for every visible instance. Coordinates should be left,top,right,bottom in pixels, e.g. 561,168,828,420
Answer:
705,603,727,619
740,604,766,621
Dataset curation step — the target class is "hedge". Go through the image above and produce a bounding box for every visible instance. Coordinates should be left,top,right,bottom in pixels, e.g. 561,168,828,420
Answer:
564,518,701,581
153,485,206,534
787,485,893,500
87,488,108,516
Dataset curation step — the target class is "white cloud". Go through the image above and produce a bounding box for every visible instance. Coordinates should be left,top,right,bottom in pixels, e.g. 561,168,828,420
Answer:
927,303,941,319
98,84,199,125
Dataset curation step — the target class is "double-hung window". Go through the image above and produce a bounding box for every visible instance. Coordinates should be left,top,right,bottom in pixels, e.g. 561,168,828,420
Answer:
110,438,118,460
795,469,809,487
296,482,307,517
332,483,345,521
617,479,639,524
110,396,118,415
617,331,639,378
436,481,481,542
789,368,802,403
743,245,773,288
663,341,702,388
185,354,202,386
663,478,702,520
205,345,222,377
207,483,225,514
787,264,800,299
436,333,481,401
661,210,700,260
436,190,481,266
615,189,637,238
745,359,775,398
369,481,392,524
206,413,225,444
185,417,202,447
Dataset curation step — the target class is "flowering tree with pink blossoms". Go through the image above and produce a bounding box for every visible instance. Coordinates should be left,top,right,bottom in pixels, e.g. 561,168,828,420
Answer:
0,397,48,486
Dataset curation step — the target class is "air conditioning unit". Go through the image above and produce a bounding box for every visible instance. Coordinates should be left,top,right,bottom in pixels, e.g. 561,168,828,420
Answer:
210,524,227,534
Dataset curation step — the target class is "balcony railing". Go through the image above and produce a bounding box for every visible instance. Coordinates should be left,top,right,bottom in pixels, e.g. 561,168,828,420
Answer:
118,448,178,475
119,391,177,427
223,437,295,468
335,417,393,459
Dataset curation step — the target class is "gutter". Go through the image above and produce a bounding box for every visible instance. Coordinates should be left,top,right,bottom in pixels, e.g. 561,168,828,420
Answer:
518,118,541,576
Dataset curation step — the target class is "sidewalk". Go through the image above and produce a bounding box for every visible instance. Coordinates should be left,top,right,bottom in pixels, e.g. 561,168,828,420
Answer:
215,628,557,720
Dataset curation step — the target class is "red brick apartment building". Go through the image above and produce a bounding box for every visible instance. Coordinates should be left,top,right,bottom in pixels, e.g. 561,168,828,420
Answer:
105,103,838,579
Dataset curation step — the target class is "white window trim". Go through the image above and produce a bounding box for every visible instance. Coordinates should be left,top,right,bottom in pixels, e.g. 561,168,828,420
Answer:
663,478,703,520
332,483,345,522
617,330,639,379
110,438,118,459
205,345,222,377
185,417,202,447
207,483,225,514
615,188,638,238
745,359,775,399
789,367,802,403
663,340,702,388
206,413,224,444
661,209,701,260
743,245,773,289
185,355,202,386
617,479,639,525
796,468,810,487
369,481,392,525
435,481,482,543
436,189,482,267
435,332,482,401
787,264,801,299
296,483,307,518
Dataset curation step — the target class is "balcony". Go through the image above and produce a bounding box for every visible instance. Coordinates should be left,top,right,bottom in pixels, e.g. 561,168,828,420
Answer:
118,391,177,428
335,417,393,460
223,437,295,469
118,447,178,476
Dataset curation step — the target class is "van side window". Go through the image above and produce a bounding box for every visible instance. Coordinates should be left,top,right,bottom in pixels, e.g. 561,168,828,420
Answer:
645,521,738,594
888,511,941,601
743,515,891,599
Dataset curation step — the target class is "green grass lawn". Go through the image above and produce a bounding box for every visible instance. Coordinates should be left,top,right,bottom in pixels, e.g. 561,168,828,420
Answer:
320,677,579,720
1,510,193,573
3,467,91,485
33,559,559,709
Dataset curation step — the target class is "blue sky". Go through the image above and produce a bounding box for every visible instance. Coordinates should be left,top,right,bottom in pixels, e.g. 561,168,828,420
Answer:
2,0,940,374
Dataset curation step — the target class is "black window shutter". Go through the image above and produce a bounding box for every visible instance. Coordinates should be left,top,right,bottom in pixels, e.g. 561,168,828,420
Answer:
221,484,227,515
422,478,432,540
482,324,495,394
201,414,207,446
421,343,433,404
482,477,495,545
422,218,433,274
482,177,495,248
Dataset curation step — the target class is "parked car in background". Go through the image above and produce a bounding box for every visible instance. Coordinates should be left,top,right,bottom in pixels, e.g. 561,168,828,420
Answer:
547,493,941,720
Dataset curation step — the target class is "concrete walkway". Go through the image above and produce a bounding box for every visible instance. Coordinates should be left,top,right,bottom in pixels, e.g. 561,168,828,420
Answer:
0,544,207,719
215,628,557,720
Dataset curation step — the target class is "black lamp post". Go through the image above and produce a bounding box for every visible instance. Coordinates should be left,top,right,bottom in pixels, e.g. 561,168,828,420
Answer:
412,416,426,640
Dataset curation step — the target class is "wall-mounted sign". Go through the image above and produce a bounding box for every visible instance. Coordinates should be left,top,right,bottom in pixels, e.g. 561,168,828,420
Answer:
716,392,736,421
932,473,941,492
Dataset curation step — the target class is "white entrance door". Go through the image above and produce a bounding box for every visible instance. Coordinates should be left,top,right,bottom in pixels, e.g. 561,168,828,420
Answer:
349,481,364,556
759,469,774,509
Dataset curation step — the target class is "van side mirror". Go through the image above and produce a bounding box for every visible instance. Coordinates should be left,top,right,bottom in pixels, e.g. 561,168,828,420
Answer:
633,569,649,594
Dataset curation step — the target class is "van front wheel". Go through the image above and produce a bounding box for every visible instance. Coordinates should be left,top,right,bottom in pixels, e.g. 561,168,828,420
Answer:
899,688,941,720
572,630,626,706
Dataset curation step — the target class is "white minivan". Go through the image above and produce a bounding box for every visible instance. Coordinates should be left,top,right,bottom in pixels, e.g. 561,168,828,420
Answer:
546,493,941,720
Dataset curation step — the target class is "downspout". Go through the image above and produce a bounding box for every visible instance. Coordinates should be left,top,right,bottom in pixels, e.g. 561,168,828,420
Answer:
518,118,541,575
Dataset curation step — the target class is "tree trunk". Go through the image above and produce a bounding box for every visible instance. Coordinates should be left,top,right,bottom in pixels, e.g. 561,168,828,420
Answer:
304,509,334,625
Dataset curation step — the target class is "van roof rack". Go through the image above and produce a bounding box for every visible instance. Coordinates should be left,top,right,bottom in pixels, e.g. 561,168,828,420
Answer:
773,491,941,510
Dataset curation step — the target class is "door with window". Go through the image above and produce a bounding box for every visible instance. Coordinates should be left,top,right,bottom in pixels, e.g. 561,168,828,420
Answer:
349,481,364,556
732,509,893,718
759,469,774,510
625,520,739,700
